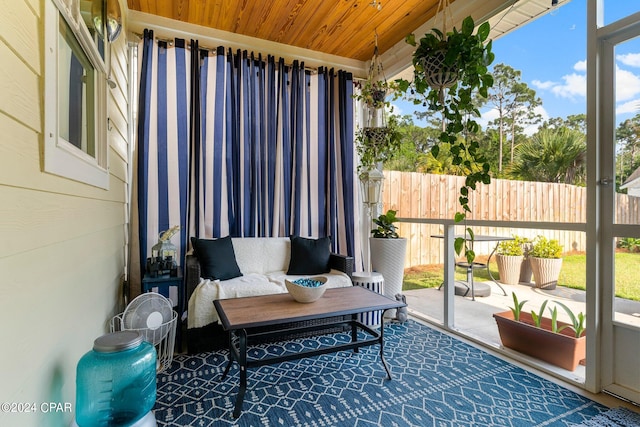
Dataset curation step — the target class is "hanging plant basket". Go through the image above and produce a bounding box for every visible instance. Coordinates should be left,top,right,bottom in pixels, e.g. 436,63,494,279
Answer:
354,81,389,109
371,88,387,106
355,116,402,174
353,32,395,111
396,11,495,264
363,126,392,144
421,50,459,90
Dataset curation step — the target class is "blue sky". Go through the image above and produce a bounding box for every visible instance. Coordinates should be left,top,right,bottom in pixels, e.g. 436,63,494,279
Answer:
392,0,640,129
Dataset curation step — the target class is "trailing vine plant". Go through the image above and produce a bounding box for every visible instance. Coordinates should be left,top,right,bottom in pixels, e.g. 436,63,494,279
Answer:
395,14,495,261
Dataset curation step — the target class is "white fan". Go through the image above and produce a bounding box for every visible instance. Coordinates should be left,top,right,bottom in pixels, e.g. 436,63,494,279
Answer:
122,293,174,345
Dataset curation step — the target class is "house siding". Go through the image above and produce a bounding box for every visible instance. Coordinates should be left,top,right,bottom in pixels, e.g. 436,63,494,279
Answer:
0,0,130,425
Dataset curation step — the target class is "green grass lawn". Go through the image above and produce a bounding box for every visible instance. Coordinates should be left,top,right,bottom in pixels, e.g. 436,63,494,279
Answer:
403,252,640,301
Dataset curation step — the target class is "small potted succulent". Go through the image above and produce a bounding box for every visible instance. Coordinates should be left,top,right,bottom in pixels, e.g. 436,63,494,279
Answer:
529,236,563,289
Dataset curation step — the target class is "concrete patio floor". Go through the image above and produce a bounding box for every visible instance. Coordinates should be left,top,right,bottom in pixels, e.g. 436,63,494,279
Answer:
403,280,640,385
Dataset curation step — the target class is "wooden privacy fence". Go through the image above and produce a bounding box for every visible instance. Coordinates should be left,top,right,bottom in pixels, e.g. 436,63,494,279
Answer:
380,171,640,267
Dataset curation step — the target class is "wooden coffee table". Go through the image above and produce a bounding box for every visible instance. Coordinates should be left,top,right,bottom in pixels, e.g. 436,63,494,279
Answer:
214,286,406,418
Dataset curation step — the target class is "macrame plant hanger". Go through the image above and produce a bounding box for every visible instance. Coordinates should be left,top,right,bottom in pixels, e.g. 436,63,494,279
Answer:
423,0,459,103
366,30,389,128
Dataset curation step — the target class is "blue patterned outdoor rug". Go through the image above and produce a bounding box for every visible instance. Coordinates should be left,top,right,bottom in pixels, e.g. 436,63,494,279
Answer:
154,320,618,426
571,407,640,426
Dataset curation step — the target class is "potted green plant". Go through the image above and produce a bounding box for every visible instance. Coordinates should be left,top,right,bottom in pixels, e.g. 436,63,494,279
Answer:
395,15,495,263
355,113,402,175
529,236,563,289
493,293,586,371
353,79,397,110
369,210,407,317
355,114,402,212
495,238,524,286
354,37,401,182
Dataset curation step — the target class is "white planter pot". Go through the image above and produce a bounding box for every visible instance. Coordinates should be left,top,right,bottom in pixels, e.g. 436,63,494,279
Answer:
519,256,533,284
495,254,524,285
369,237,407,317
530,257,563,290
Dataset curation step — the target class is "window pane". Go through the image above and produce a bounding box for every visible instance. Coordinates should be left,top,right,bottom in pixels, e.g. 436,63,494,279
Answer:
604,1,640,26
58,14,96,158
614,37,640,225
613,238,640,327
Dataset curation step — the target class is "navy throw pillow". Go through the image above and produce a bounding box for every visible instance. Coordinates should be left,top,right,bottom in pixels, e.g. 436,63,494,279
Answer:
190,236,242,280
287,236,331,275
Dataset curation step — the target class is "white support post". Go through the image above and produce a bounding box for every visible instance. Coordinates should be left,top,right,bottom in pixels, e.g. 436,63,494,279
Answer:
443,223,455,329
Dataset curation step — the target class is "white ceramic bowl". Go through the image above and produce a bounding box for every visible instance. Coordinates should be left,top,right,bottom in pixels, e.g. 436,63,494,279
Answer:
285,276,328,303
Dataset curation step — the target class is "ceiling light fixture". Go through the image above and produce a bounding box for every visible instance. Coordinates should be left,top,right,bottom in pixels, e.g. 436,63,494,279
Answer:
551,0,559,6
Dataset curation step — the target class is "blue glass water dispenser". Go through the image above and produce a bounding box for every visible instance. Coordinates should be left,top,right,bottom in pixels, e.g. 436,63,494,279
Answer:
75,331,157,427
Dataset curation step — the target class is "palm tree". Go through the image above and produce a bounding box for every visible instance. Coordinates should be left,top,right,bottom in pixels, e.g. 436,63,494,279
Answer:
509,127,586,184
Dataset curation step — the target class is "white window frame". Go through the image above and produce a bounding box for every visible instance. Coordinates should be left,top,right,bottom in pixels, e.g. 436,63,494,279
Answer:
44,0,109,189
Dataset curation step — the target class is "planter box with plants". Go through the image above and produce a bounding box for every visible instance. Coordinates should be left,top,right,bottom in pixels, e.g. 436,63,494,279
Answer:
493,293,586,371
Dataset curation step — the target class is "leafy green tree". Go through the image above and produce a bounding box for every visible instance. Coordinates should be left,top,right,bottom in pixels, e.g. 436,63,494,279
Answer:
509,127,586,184
485,64,542,172
384,114,437,171
615,114,640,186
541,114,587,134
476,127,507,178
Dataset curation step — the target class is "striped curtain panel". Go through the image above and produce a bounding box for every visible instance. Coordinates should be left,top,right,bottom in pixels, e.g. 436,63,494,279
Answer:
137,30,191,269
136,33,358,272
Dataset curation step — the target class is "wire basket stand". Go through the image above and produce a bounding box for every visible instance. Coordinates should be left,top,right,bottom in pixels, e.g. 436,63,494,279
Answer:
110,310,177,373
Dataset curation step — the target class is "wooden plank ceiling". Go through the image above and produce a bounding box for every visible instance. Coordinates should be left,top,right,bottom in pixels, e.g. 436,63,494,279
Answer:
126,0,447,62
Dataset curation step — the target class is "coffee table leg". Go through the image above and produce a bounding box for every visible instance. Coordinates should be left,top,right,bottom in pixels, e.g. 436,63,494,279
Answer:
351,314,359,353
221,331,234,380
221,359,233,380
233,329,247,419
379,310,392,380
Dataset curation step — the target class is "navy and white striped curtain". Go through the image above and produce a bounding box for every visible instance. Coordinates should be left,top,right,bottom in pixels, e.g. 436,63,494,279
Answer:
136,31,358,271
137,31,191,269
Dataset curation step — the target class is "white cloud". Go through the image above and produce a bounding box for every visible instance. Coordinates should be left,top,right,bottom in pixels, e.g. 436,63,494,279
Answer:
531,60,588,100
617,53,640,67
616,99,640,115
477,106,499,130
531,59,640,108
615,66,640,102
533,80,555,90
574,60,587,72
478,105,549,136
551,73,587,99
